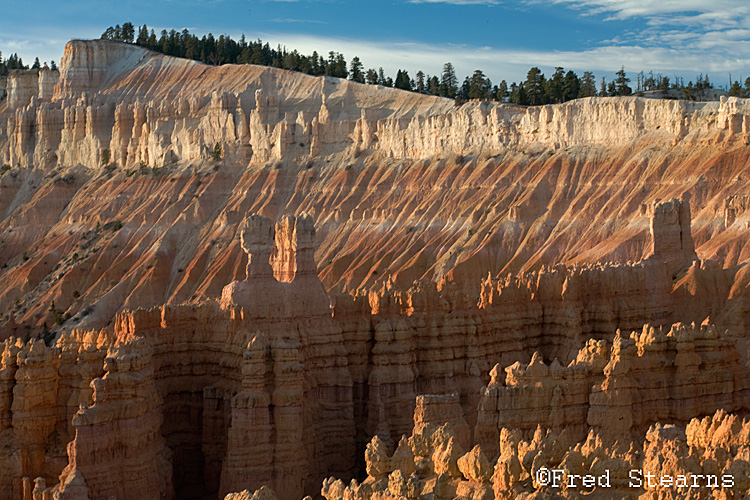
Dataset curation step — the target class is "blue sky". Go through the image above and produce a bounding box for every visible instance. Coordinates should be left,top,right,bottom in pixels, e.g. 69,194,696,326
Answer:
1,0,750,87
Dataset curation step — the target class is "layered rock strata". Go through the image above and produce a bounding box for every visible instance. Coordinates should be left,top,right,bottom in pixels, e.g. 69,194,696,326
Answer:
0,331,109,500
2,38,750,500
3,41,750,335
4,196,745,499
107,213,355,499
4,41,750,171
56,338,172,500
475,322,749,455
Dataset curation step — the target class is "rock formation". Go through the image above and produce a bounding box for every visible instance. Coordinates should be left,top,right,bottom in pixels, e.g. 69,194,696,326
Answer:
648,195,697,278
2,40,750,336
312,406,750,500
475,322,749,453
2,38,750,500
56,338,172,500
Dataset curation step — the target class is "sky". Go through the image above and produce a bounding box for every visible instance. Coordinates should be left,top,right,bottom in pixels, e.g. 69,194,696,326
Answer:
1,0,750,87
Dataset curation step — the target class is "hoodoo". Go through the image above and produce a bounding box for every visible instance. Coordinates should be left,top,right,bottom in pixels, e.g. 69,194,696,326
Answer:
1,39,750,499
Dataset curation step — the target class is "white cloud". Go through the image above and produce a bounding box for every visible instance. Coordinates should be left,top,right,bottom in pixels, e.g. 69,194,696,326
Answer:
521,0,750,85
537,0,749,19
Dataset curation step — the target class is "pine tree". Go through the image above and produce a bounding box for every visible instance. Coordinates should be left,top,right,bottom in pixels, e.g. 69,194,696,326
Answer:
459,76,470,100
32,57,41,70
562,70,580,102
729,80,745,97
441,62,458,98
349,56,364,83
657,75,670,92
415,71,425,93
524,67,546,105
394,70,412,91
428,76,440,95
334,53,347,78
644,72,656,91
137,25,149,45
122,22,135,43
510,82,528,105
377,67,387,86
614,66,632,96
546,67,565,103
578,71,596,98
497,80,509,102
468,69,491,100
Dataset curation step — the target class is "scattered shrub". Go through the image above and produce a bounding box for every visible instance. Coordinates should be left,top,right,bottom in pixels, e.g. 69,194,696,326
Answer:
49,302,65,326
212,143,222,161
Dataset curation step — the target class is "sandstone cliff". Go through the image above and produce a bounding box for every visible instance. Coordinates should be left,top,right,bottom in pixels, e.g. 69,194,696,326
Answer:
2,38,750,500
2,41,750,337
0,201,743,500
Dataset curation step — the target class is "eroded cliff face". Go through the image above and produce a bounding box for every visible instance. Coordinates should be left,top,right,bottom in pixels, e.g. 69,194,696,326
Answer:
0,199,744,500
2,41,750,336
2,39,750,500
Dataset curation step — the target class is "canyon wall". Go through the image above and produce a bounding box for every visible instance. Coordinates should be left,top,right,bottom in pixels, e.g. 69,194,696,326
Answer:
1,196,745,499
1,39,750,500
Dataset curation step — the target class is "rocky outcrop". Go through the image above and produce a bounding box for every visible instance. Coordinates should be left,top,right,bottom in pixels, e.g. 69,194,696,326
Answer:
318,407,750,500
1,210,742,500
5,40,750,174
56,338,172,500
5,70,60,110
648,195,697,278
0,331,109,500
474,322,749,454
109,213,355,500
3,41,750,332
475,341,607,457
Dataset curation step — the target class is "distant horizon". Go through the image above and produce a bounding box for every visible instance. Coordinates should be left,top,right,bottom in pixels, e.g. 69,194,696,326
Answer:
1,0,750,89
